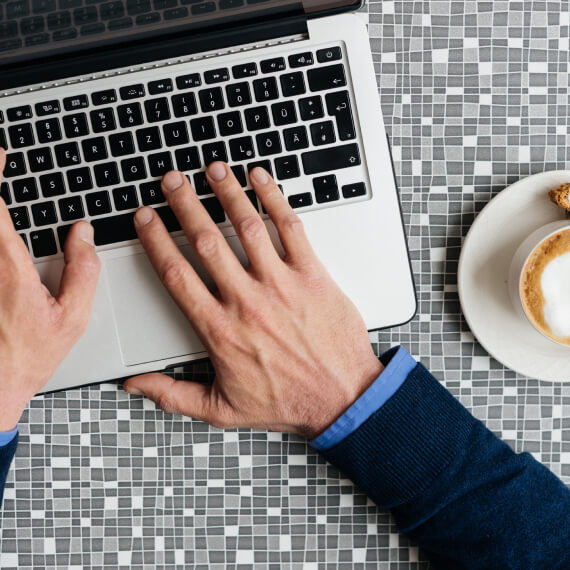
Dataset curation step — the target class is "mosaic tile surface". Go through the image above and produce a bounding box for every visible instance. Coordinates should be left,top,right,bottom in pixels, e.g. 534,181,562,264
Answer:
2,1,570,568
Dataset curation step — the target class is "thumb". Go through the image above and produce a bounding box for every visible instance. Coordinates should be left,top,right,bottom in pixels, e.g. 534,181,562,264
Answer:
57,221,101,328
123,373,214,422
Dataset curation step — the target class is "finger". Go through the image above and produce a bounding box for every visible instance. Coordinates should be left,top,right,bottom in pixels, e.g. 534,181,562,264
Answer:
57,221,101,329
134,205,219,326
0,149,35,261
161,170,250,300
123,373,213,422
250,167,317,267
205,162,281,276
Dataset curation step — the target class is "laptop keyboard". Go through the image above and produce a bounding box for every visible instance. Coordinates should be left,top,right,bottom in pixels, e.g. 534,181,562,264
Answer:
0,43,369,260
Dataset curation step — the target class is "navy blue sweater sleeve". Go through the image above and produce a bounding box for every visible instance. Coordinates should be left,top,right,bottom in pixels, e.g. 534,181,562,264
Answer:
319,363,570,569
0,434,18,509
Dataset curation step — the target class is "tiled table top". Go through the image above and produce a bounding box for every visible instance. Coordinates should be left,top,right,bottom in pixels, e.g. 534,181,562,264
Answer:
2,1,570,568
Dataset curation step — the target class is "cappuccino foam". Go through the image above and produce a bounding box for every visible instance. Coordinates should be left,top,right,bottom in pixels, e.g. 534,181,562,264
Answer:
521,229,570,345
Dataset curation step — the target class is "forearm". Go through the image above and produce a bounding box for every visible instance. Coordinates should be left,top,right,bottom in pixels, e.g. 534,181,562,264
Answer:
316,361,570,569
0,431,18,509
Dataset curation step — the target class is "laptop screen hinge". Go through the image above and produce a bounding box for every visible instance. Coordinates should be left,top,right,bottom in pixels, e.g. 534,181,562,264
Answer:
0,12,308,93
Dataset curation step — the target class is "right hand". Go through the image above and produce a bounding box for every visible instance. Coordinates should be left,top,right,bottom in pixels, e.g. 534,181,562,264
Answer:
123,163,384,439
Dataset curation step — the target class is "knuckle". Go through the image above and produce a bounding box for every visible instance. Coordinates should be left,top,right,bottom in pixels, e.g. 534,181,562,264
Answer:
237,216,264,241
281,213,304,235
156,392,178,414
160,258,188,289
194,230,220,258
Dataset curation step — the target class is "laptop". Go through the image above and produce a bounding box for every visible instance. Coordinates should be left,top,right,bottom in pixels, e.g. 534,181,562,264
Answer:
0,0,416,393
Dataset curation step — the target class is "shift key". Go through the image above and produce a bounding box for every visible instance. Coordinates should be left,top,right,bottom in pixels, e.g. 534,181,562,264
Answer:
301,143,360,175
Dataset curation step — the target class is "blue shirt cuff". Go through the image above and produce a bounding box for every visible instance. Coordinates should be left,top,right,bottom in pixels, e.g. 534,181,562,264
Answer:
0,426,18,447
310,346,417,451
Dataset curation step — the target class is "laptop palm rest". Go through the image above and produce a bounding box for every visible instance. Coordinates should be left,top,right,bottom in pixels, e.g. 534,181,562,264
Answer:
106,237,247,367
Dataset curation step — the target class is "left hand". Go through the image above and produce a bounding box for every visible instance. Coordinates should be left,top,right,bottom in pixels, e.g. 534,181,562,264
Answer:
0,148,101,430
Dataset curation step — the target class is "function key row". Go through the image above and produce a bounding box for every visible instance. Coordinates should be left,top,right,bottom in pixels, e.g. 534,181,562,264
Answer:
3,47,343,122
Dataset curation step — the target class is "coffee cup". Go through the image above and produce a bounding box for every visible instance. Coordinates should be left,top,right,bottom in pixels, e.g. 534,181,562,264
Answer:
508,221,570,347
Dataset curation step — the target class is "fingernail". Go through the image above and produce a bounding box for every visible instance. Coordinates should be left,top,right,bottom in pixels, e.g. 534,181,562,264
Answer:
251,167,268,185
163,170,184,192
78,222,95,246
208,162,227,182
124,385,143,396
135,207,154,227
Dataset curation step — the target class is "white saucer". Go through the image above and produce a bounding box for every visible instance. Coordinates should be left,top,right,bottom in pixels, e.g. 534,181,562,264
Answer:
458,170,570,382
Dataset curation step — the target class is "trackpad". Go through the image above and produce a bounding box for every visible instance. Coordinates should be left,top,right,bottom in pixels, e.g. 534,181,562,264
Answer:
107,241,245,366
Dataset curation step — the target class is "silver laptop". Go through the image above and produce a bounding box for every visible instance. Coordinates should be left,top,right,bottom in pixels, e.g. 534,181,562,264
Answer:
0,0,416,392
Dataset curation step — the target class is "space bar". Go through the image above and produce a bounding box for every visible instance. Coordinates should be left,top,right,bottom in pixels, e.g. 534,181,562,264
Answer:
301,143,361,175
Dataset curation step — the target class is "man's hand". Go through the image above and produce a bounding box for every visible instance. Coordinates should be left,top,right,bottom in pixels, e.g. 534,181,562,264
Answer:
124,163,383,439
0,148,100,430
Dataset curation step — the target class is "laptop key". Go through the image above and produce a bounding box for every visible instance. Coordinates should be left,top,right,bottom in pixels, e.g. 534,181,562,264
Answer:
218,111,242,136
31,229,58,258
60,0,81,7
193,172,211,196
32,0,56,13
245,189,258,210
288,192,312,208
283,125,308,151
7,1,30,18
28,147,54,172
8,124,35,148
59,195,85,221
40,171,67,197
275,155,300,180
73,6,97,25
231,164,247,187
13,178,39,203
36,118,62,143
66,167,93,192
325,90,356,140
260,57,285,74
4,153,27,178
190,116,216,141
55,142,81,167
201,196,225,224
108,17,133,30
155,205,181,232
229,136,255,162
140,181,165,205
247,159,273,178
0,129,6,150
280,72,305,97
136,126,162,151
136,12,160,25
191,2,215,15
0,182,11,206
31,201,58,226
9,206,31,230
232,62,257,79
112,186,139,211
118,102,144,127
92,89,117,105
94,162,120,186
342,182,366,199
256,131,281,156
86,190,112,216
100,1,125,19
21,17,46,35
92,212,137,245
120,84,145,100
253,77,279,102
82,137,108,162
174,146,201,171
80,23,106,36
90,108,116,132
20,234,28,250
310,120,336,146
25,33,50,47
63,95,88,111
226,83,251,107
244,106,270,131
0,39,22,52
202,141,228,165
147,151,173,177
127,0,151,14
307,63,346,92
316,46,342,63
0,23,19,40
176,73,201,90
53,28,77,41
163,121,189,146
109,132,135,157
288,52,313,68
204,68,230,84
36,100,61,116
171,93,197,118
314,179,339,203
148,78,173,95
63,113,89,137
199,87,224,112
145,97,171,122
164,6,188,19
299,95,324,121
121,157,147,182
301,143,360,175
271,101,297,126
